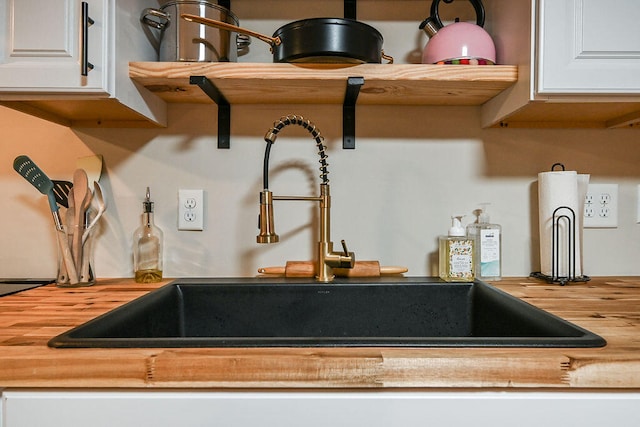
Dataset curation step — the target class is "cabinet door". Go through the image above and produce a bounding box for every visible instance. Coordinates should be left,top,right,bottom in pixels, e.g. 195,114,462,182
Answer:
3,390,640,427
0,0,107,94
537,0,640,94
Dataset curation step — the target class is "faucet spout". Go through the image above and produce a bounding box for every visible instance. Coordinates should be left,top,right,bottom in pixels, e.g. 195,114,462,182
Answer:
256,115,355,282
257,190,278,244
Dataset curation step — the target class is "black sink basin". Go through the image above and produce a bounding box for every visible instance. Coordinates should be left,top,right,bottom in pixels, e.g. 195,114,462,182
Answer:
48,277,606,348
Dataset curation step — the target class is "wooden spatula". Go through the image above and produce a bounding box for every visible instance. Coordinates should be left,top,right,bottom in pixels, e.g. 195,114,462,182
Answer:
71,169,92,272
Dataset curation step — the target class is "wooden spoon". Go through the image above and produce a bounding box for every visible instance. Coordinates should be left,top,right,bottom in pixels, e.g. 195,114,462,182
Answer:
71,169,92,273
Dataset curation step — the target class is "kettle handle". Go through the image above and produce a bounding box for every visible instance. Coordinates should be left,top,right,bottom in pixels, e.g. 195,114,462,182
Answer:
428,0,485,28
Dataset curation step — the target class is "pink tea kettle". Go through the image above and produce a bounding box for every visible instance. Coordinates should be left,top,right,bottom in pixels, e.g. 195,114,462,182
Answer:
419,0,496,65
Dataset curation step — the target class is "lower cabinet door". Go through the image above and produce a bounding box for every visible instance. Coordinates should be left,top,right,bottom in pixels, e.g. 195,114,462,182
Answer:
2,390,640,427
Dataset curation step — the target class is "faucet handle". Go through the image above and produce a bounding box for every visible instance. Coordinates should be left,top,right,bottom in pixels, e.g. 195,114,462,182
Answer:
340,240,350,257
338,240,355,269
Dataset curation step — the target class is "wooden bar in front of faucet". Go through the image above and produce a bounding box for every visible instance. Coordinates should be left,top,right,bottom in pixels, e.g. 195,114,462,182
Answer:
258,261,408,277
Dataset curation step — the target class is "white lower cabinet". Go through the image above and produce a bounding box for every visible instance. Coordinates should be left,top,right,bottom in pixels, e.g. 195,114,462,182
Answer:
2,390,640,427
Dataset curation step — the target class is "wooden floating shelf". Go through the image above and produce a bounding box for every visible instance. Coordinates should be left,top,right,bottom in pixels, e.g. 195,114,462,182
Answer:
129,62,518,107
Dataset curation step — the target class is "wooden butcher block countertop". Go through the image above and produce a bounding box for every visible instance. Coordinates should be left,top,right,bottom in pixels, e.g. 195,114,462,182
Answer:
0,277,638,390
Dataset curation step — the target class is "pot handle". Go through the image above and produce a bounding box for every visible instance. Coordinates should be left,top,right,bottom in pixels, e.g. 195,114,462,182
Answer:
181,13,280,46
140,8,169,30
237,34,252,49
381,51,394,64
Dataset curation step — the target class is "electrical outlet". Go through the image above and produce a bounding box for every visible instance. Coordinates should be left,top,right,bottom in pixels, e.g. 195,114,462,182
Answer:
584,184,618,228
178,189,204,231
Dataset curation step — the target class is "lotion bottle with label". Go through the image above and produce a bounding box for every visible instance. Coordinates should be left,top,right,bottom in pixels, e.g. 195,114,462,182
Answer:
439,215,475,282
466,204,501,281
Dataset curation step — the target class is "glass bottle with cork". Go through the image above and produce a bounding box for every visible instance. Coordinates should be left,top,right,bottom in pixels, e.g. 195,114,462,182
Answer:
133,187,163,283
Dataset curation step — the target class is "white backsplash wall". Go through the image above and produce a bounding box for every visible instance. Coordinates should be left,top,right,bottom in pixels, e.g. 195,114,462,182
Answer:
2,102,640,279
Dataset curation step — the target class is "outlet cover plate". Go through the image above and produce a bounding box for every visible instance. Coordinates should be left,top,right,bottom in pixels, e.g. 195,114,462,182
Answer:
178,189,204,231
584,183,618,228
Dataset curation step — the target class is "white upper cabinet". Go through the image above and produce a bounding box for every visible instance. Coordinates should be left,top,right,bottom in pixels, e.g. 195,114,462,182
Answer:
538,0,640,94
0,0,106,93
482,0,640,128
0,0,166,127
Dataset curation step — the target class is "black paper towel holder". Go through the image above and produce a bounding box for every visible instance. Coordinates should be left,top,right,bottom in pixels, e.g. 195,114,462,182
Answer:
531,205,590,286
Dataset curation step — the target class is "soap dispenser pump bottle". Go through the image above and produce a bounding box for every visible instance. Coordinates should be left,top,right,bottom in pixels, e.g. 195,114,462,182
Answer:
439,215,475,282
133,187,164,283
466,203,501,281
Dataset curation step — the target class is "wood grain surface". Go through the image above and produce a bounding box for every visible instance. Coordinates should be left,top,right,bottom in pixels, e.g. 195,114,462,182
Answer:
0,277,638,389
129,62,518,106
258,261,408,277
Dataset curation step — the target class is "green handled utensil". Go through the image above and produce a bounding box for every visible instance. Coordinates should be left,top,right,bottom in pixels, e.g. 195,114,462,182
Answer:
13,155,79,284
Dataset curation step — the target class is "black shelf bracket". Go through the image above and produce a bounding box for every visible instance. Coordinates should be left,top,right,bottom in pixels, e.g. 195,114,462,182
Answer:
343,76,364,149
344,0,357,19
219,1,355,18
190,75,231,149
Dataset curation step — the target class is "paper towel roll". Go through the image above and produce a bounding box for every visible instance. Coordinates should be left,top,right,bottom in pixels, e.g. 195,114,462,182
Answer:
538,171,589,277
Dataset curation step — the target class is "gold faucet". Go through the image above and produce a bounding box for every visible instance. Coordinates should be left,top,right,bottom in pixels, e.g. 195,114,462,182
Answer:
257,115,355,282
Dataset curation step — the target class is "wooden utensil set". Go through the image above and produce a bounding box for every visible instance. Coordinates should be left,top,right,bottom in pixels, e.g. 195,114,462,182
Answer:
13,155,105,286
58,168,94,285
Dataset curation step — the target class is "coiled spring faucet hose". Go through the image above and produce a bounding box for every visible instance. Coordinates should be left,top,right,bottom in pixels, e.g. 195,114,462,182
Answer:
262,115,330,189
